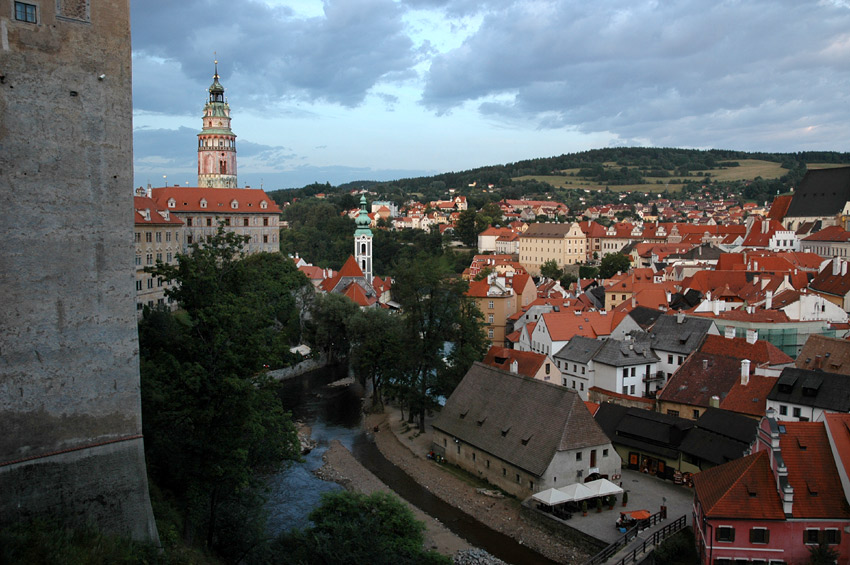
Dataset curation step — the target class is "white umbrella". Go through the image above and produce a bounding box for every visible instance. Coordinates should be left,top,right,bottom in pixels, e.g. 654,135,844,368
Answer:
557,482,595,502
585,478,624,497
532,488,570,506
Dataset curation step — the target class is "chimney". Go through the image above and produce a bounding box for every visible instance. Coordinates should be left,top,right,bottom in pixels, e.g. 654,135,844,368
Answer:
510,359,518,374
765,290,773,310
712,300,720,315
725,326,736,339
746,329,758,344
677,311,684,324
146,185,152,198
703,359,709,370
834,258,841,276
741,359,751,385
631,296,636,308
710,395,720,408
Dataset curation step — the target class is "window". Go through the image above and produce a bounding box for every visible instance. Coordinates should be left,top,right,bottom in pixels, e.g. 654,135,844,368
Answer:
263,217,269,226
187,235,193,244
603,448,609,457
263,235,269,243
157,278,163,288
630,367,636,377
576,452,582,462
779,405,787,416
793,407,801,418
667,410,679,417
186,218,193,227
750,527,769,544
145,232,152,242
824,529,840,544
580,383,584,391
156,252,162,262
630,385,635,395
135,255,141,266
502,468,506,477
545,363,550,375
716,526,735,542
488,314,494,324
224,218,231,226
15,2,36,23
581,366,585,374
804,529,819,544
488,328,494,339
244,218,249,226
134,232,141,243
146,278,153,289
135,280,142,291
146,253,153,265
206,218,212,226
488,300,494,309
516,474,521,483
166,253,172,262
155,232,162,242
693,409,700,419
678,356,684,365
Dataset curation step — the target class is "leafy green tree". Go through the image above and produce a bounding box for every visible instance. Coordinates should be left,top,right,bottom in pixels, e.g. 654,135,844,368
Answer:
392,255,485,432
560,272,578,289
807,541,840,565
455,209,478,247
305,292,361,364
140,228,304,554
274,491,450,565
599,253,631,279
437,295,488,399
348,307,405,410
539,259,563,281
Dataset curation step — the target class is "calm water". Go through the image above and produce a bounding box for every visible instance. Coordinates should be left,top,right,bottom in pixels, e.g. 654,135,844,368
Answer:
264,364,557,565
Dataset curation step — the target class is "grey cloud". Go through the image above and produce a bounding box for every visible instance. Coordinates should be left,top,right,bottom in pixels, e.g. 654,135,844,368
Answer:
421,0,850,149
132,0,419,113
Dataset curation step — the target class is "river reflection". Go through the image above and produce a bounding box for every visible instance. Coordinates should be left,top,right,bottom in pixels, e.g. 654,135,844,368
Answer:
264,364,362,533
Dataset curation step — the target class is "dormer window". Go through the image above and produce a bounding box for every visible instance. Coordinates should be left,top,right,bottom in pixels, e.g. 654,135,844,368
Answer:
167,198,176,208
260,200,268,209
231,200,239,209
200,198,208,209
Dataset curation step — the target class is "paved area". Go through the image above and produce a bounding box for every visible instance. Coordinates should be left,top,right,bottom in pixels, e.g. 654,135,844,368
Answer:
554,468,694,545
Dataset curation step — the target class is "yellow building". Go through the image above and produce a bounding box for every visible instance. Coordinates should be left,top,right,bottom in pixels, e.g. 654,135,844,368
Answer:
467,274,516,346
518,222,586,275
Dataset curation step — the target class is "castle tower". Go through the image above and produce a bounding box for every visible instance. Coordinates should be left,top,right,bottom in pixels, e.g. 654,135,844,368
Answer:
197,61,238,188
0,2,157,541
354,195,373,283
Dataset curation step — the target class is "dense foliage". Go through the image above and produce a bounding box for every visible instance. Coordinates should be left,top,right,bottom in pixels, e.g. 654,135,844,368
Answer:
140,228,307,559
273,491,450,565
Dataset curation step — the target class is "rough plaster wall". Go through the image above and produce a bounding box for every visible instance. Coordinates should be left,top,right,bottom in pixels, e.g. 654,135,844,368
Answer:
0,0,157,541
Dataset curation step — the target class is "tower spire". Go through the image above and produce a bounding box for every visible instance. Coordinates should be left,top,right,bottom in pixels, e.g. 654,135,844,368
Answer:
354,195,373,283
197,57,238,188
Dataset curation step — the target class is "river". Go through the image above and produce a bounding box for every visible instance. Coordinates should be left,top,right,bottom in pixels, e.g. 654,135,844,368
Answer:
264,364,558,565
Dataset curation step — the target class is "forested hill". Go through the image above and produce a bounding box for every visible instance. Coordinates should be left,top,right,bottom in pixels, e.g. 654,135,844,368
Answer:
268,147,850,206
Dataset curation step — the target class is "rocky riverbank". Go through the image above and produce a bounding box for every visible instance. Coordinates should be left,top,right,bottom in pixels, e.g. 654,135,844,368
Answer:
310,402,589,564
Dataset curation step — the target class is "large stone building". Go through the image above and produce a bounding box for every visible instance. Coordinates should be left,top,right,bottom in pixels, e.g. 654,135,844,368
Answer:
134,195,184,315
149,66,281,254
0,0,158,540
518,222,586,275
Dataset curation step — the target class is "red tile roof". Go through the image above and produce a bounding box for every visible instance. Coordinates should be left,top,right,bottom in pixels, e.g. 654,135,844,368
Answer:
482,346,547,378
700,334,793,366
150,186,281,214
767,194,793,222
780,422,850,518
719,374,778,418
134,196,184,225
693,451,786,519
802,225,850,242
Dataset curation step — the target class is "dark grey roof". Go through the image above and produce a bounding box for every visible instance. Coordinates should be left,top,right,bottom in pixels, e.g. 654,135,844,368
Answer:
786,167,850,219
553,335,604,363
694,408,759,445
627,307,664,330
592,335,660,367
432,362,611,477
678,428,749,466
668,243,724,262
594,403,691,460
767,367,850,412
649,314,713,354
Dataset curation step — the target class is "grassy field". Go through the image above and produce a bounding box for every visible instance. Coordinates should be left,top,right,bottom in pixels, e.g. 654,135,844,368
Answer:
513,158,790,192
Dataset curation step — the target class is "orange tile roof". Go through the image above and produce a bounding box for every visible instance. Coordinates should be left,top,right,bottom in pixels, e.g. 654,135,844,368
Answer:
719,374,778,417
150,186,281,214
700,334,793,366
693,451,786,519
824,414,850,492
780,422,850,518
134,196,184,225
540,311,614,341
482,346,547,378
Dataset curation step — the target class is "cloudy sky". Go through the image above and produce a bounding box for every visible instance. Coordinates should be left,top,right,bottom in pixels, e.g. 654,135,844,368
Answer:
132,0,850,190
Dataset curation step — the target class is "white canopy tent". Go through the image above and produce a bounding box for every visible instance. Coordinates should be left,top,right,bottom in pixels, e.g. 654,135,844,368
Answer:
585,478,624,498
556,482,595,502
532,488,571,506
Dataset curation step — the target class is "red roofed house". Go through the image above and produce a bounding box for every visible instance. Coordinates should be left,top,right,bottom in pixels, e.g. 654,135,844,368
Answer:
482,346,560,383
467,273,518,346
801,225,850,260
810,257,850,312
692,413,850,564
133,195,184,316
529,310,616,357
318,255,379,308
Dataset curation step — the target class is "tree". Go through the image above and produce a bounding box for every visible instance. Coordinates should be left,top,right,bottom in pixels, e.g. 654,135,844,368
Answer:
305,292,361,364
454,209,478,247
274,491,450,565
347,307,405,410
140,227,304,553
598,253,631,279
539,259,563,281
807,541,840,565
392,255,486,432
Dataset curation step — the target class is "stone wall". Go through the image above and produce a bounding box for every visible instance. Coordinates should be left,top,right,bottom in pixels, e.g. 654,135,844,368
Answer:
0,0,158,541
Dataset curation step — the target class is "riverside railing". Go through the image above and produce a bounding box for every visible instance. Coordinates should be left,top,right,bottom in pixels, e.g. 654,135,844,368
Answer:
584,511,687,565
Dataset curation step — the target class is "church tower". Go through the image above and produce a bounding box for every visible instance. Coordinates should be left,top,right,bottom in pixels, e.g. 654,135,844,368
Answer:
354,195,373,283
197,61,238,188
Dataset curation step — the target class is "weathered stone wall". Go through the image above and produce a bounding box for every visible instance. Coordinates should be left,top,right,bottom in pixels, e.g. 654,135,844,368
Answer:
0,0,157,541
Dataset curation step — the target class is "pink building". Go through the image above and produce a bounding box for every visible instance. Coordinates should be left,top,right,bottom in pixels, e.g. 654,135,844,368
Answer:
692,412,850,564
